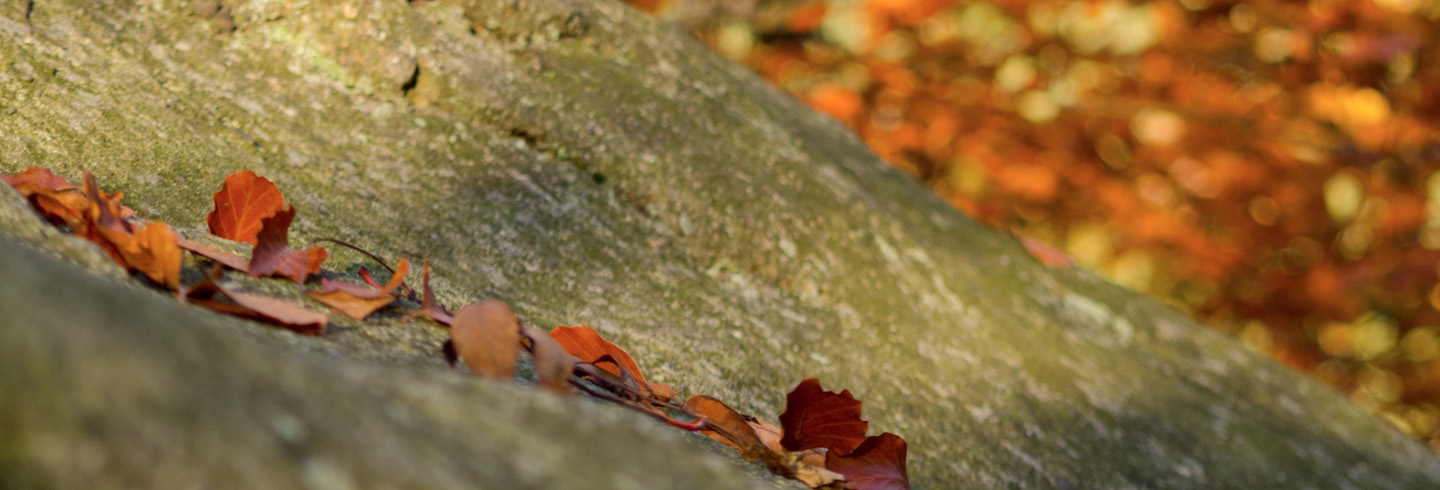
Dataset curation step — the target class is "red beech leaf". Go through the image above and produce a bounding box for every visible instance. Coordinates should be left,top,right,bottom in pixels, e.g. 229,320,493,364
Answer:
207,170,285,244
176,236,250,271
522,323,577,394
549,325,673,401
450,300,522,380
779,378,868,454
247,206,326,283
824,433,910,490
419,259,453,325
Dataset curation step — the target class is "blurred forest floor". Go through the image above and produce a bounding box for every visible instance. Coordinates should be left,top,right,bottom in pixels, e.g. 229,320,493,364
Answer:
625,0,1440,449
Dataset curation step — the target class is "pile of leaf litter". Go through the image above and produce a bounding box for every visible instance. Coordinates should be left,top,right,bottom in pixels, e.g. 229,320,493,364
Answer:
2,167,911,490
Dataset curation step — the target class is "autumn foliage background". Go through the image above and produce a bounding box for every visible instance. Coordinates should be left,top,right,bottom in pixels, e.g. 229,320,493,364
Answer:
626,0,1440,448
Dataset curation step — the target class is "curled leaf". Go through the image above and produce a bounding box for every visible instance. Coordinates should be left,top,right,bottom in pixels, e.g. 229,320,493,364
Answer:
824,433,910,490
549,325,672,401
113,221,183,291
1,166,75,193
522,323,577,394
247,206,326,283
207,170,285,244
307,260,409,320
418,259,453,325
450,301,522,380
748,418,786,454
779,378,868,454
684,395,771,457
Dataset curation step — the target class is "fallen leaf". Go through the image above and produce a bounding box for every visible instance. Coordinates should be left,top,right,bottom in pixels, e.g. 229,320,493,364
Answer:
176,236,250,271
749,418,786,454
78,171,130,266
207,170,286,244
1,166,75,193
522,323,577,394
247,206,327,283
115,221,183,290
2,167,86,225
450,300,522,380
186,268,329,335
75,171,181,289
550,325,672,400
779,378,868,454
824,433,910,490
307,259,409,320
419,259,454,325
793,462,846,489
685,395,771,456
308,288,394,320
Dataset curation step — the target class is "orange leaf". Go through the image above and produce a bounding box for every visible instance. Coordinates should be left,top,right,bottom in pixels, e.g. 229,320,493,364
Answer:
451,301,522,380
522,323,577,394
207,170,286,244
308,289,395,320
684,395,772,457
549,325,672,400
824,433,910,490
78,171,180,289
103,221,183,291
779,378,868,454
307,260,409,320
247,206,326,283
1,166,76,194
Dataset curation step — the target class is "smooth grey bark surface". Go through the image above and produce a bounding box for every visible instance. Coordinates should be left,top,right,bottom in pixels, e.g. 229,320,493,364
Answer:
2,0,1439,489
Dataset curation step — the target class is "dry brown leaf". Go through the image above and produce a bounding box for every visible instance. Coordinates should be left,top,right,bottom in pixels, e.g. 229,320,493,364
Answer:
176,235,250,271
522,323,577,394
185,268,329,335
749,418,786,454
450,301,522,380
308,289,394,320
684,395,771,456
